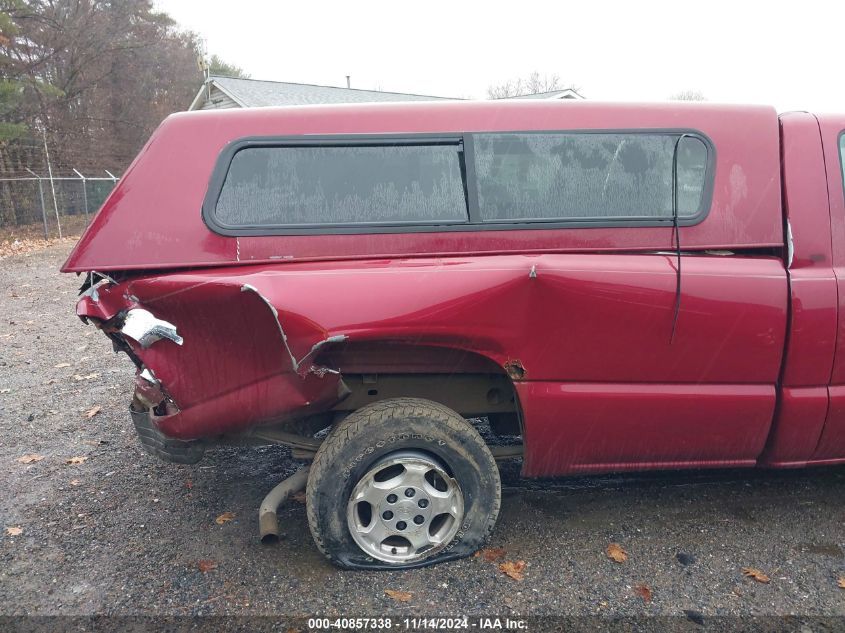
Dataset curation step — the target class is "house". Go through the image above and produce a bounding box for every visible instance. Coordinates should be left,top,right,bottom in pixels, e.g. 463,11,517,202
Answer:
188,76,586,111
504,88,585,100
189,76,454,111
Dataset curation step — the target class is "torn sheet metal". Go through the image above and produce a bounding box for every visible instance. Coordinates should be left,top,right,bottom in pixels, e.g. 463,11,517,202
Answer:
296,334,350,376
241,284,348,377
241,283,299,370
78,270,119,303
139,367,158,385
134,368,166,409
121,308,183,348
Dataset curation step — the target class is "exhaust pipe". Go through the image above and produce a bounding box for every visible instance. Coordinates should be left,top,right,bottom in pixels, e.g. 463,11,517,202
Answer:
259,465,310,544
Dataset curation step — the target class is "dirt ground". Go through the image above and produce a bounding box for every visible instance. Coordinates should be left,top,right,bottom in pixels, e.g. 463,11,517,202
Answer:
2,242,845,629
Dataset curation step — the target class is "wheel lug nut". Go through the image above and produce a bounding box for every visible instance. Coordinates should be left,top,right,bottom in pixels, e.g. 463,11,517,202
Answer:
413,515,425,525
405,488,415,497
386,494,397,503
418,499,429,508
396,521,407,531
382,511,393,520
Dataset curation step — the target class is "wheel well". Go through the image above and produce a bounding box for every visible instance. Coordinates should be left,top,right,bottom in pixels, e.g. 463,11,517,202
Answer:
317,342,524,437
332,372,517,419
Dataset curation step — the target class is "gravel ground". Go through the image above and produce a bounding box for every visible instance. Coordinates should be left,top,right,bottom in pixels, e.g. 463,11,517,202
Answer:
2,243,845,627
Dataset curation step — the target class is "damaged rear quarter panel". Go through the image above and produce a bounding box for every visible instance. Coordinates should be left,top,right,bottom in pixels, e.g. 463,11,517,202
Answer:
76,275,338,439
76,257,530,439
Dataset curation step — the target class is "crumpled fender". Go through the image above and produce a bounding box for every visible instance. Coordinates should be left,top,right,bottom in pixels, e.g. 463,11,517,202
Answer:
76,281,138,322
76,275,348,440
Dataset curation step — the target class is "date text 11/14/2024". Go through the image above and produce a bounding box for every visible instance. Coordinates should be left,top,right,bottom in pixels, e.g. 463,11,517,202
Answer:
306,617,528,630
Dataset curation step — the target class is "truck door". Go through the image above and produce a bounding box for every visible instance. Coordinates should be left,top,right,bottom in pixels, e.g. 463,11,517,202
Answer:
803,116,845,463
761,113,838,466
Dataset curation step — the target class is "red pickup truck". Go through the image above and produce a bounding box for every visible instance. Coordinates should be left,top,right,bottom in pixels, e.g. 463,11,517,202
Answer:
62,101,845,569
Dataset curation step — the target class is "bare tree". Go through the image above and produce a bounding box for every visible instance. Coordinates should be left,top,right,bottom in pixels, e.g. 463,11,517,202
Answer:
488,71,576,99
0,1,246,176
669,90,707,101
0,1,243,226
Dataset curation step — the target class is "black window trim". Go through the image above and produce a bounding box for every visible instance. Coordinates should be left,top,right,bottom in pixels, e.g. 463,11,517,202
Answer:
202,129,716,237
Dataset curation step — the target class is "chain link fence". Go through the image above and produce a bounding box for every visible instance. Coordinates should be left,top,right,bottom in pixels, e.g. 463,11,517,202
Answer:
0,170,119,239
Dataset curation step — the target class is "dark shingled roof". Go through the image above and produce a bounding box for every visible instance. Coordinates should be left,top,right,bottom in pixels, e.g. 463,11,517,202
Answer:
209,76,455,107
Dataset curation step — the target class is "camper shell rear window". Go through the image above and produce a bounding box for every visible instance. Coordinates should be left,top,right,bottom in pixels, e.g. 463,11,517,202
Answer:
203,131,715,236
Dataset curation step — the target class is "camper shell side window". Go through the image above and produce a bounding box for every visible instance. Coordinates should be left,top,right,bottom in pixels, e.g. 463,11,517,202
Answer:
202,130,715,236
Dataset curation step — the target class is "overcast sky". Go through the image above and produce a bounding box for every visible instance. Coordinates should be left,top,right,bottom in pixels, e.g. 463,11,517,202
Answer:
154,0,842,113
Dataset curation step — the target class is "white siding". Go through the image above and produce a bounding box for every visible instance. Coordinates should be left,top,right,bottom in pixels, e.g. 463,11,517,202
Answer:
199,85,241,110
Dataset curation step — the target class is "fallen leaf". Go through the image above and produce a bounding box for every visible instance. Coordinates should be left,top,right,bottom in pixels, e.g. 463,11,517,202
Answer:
837,577,845,589
384,589,412,602
185,479,193,490
5,526,22,536
65,456,88,465
74,373,99,382
53,362,71,368
634,583,652,602
197,560,218,573
606,543,628,563
498,560,526,581
291,490,306,504
477,547,507,562
742,567,770,583
17,454,44,464
215,511,236,525
84,405,101,419
0,236,80,259
69,479,81,486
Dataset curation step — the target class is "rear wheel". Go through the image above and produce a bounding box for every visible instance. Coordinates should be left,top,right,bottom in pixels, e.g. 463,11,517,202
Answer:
306,398,501,569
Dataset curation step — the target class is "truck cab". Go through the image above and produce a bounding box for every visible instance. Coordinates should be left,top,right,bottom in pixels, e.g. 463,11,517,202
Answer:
764,113,845,467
